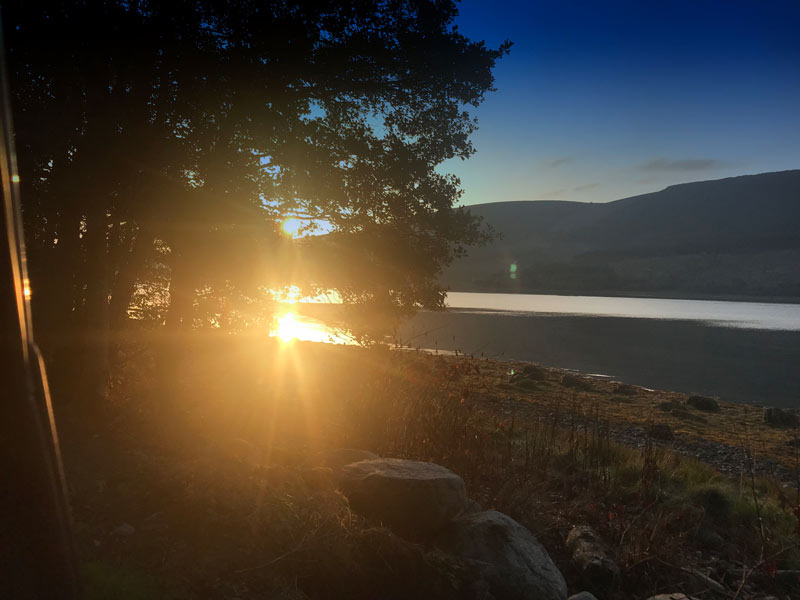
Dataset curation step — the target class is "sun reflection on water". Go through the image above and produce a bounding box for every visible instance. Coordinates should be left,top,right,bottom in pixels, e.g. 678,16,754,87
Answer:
270,310,353,345
275,312,301,342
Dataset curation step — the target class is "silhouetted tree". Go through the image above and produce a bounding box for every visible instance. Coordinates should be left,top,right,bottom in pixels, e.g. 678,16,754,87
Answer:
5,1,509,403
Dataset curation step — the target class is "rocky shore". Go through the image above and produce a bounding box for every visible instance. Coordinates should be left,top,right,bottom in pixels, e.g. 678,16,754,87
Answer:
446,353,800,487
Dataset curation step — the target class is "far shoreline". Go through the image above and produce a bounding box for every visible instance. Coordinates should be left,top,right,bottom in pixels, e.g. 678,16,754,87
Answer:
445,286,800,306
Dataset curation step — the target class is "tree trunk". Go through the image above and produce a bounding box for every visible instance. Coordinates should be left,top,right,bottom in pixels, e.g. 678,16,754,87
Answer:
165,249,195,330
109,225,152,332
78,207,111,410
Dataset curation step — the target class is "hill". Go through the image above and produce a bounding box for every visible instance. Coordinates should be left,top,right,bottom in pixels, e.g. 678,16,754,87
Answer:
446,170,800,299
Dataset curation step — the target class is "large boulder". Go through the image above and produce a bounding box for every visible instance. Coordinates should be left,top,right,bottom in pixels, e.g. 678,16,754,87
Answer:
566,526,619,598
303,448,379,479
764,407,799,428
686,395,721,412
435,510,568,600
340,458,468,540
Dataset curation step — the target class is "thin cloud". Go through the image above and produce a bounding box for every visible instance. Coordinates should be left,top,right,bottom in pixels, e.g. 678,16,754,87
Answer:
638,158,721,172
544,156,572,168
538,188,565,198
572,182,599,192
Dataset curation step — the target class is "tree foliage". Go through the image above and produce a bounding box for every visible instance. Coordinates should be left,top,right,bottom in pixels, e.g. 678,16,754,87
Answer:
6,0,508,394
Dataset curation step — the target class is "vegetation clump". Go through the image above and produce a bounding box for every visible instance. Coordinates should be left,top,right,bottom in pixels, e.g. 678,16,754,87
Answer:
561,373,594,391
657,401,707,423
614,383,639,396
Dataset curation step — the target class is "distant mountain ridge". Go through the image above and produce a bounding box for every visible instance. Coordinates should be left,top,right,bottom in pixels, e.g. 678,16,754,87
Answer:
446,170,800,299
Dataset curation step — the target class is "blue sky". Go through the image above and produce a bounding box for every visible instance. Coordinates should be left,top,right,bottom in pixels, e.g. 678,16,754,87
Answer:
443,0,800,205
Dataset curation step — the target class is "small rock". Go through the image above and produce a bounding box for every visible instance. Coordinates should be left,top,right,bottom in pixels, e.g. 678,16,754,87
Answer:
645,595,698,600
648,423,675,441
566,526,619,597
340,458,467,540
569,593,599,600
686,395,721,412
764,408,799,428
436,510,567,600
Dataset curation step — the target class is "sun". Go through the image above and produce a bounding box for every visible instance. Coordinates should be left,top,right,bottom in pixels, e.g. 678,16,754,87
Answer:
281,218,303,238
275,312,301,342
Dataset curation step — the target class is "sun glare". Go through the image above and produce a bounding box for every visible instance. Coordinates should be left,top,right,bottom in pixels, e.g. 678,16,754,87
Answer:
270,310,354,345
281,218,303,237
275,312,301,342
279,285,302,303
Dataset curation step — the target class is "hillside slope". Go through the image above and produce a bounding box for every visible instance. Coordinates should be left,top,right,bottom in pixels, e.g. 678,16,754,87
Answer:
446,170,800,298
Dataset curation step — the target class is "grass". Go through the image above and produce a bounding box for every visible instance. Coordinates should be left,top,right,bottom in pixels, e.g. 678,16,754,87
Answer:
83,561,161,600
464,355,800,473
56,326,800,598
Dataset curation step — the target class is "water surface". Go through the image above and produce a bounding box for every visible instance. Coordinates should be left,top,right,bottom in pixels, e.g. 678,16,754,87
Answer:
398,292,800,407
446,292,800,331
